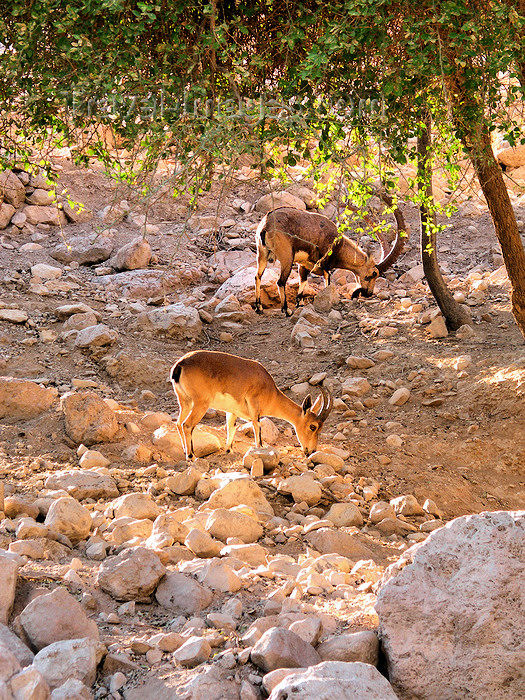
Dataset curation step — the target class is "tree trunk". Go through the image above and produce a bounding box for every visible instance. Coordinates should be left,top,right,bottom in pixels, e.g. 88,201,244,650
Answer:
417,114,473,330
464,128,525,339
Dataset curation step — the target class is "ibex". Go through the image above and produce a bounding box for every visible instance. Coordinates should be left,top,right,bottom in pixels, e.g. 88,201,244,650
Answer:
254,206,405,316
171,350,333,459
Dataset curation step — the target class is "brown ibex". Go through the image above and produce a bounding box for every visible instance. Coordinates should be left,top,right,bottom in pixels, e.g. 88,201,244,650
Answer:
171,350,332,459
254,205,405,316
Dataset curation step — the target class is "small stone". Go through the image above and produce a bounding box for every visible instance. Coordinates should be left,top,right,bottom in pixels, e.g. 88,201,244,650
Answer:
173,637,211,668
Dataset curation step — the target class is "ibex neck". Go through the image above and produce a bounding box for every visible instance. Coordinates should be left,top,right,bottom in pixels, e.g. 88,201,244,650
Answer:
267,389,303,427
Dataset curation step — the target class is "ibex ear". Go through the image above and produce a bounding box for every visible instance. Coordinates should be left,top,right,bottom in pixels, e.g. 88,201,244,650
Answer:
302,395,312,413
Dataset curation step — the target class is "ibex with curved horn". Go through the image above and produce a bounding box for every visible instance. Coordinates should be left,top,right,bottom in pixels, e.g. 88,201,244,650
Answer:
171,350,333,459
254,199,406,316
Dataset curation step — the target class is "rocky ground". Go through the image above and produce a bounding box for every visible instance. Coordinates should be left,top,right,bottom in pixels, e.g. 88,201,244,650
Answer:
0,157,524,699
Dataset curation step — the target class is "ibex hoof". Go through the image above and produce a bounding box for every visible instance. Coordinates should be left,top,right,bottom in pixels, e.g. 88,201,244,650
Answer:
255,306,263,315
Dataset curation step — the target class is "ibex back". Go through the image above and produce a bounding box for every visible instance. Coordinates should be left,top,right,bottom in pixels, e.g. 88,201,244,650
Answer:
254,207,404,316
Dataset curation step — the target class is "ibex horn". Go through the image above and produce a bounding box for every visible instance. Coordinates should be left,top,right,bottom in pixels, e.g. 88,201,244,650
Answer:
317,387,333,422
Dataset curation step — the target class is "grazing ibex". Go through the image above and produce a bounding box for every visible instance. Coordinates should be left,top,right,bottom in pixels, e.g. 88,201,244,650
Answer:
171,350,333,459
254,205,405,316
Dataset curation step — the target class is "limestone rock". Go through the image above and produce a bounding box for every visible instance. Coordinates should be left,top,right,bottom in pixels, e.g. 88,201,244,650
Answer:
256,191,307,214
44,497,91,543
0,309,28,323
220,543,268,567
173,637,211,668
205,508,263,543
45,470,118,500
340,377,371,397
205,475,274,515
0,643,21,682
390,495,425,517
74,324,118,348
54,304,100,322
0,203,15,230
376,511,525,700
19,587,99,651
152,425,220,459
184,528,222,558
138,303,202,339
111,493,161,521
97,547,166,601
251,627,321,672
155,572,213,613
0,553,18,625
0,625,34,667
23,205,66,227
0,378,57,422
280,475,322,506
243,447,280,472
194,559,242,593
325,502,364,528
317,631,379,665
8,666,50,699
268,661,399,700
109,237,152,271
165,467,201,496
61,392,118,446
33,638,106,690
389,388,411,406
50,234,114,265
369,501,396,524
0,170,26,208
306,529,373,561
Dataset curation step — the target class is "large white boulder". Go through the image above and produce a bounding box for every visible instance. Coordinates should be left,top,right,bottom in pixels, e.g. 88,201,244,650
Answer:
376,511,525,700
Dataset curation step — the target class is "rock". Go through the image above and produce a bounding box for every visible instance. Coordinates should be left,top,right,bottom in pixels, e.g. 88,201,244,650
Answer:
155,572,213,613
33,638,106,690
0,625,34,667
50,677,92,698
165,467,201,496
369,501,396,524
4,497,39,520
214,266,281,306
19,587,99,651
317,631,379,665
78,450,110,469
111,493,161,521
0,378,57,422
150,512,190,545
97,547,166,601
177,665,240,699
0,170,26,208
268,661,399,699
8,666,50,699
497,144,525,168
0,202,15,230
62,201,93,224
255,191,307,214
26,188,55,206
280,475,322,506
428,315,448,338
138,303,202,339
44,497,91,543
109,518,153,545
325,502,363,528
50,234,114,265
194,559,242,593
45,470,118,500
220,543,268,567
152,425,220,459
243,447,280,472
389,495,425,517
313,285,340,313
23,205,66,227
0,554,18,625
109,237,152,271
95,269,184,300
251,627,321,672
340,377,371,397
306,529,373,561
0,309,28,323
309,451,345,470
54,304,100,322
15,518,48,540
61,392,118,446
288,617,322,646
389,388,411,406
205,509,263,543
376,511,525,700
205,475,274,515
173,637,211,668
74,323,118,348
63,312,99,332
184,528,222,558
